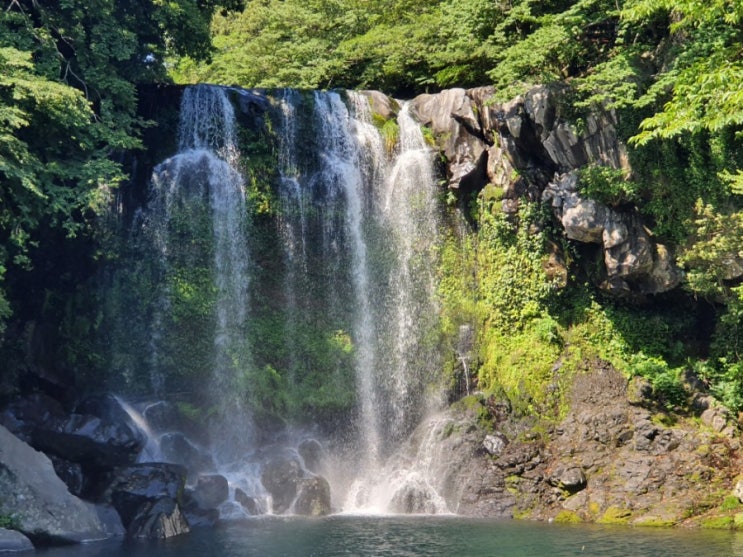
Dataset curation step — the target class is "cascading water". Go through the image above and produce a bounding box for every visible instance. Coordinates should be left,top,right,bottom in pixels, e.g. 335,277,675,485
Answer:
340,102,446,513
110,85,448,517
271,91,445,512
146,85,255,462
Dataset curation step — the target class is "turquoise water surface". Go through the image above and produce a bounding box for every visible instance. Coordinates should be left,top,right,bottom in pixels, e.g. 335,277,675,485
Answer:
35,516,743,557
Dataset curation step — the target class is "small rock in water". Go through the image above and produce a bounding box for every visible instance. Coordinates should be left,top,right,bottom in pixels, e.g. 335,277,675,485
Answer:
235,488,260,515
294,476,331,516
390,484,440,515
193,474,229,509
0,528,33,552
261,455,302,514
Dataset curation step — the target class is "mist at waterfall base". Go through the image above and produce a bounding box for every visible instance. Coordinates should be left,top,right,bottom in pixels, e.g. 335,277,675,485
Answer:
106,83,446,517
33,517,743,557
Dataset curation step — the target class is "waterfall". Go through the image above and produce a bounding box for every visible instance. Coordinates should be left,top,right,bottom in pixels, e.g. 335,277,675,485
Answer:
272,91,444,512
109,85,447,517
147,85,254,461
382,102,442,438
312,91,383,467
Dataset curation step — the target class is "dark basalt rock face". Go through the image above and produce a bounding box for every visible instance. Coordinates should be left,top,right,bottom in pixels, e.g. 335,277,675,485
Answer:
260,451,332,516
384,358,739,525
98,462,190,539
128,497,190,539
409,84,682,297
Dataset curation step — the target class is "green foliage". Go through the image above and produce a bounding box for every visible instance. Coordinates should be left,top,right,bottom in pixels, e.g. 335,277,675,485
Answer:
629,353,685,409
678,201,743,301
578,165,638,207
0,0,234,360
0,513,19,530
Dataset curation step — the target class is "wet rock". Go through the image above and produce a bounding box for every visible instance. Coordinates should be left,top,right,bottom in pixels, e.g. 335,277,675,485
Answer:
48,455,84,497
101,463,187,528
30,409,146,470
0,425,108,545
294,475,331,516
483,433,509,456
358,90,398,121
389,481,442,514
92,504,126,539
182,489,220,527
192,474,229,509
142,401,182,434
235,488,260,515
0,528,33,553
159,432,214,476
261,455,302,514
298,439,324,473
127,497,189,539
0,393,67,442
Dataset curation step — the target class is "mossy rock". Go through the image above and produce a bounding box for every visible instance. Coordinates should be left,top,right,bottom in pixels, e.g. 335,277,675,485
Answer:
632,516,677,527
721,495,741,512
701,516,734,529
597,506,632,525
554,510,582,523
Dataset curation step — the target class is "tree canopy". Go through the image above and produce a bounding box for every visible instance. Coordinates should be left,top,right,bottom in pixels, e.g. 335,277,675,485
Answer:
0,0,238,333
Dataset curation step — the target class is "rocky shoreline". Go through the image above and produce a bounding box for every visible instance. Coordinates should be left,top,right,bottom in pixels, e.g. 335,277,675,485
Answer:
2,359,742,552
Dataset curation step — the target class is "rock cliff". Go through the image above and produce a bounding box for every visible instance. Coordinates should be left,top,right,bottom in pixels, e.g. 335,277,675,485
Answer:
410,85,681,297
406,362,740,526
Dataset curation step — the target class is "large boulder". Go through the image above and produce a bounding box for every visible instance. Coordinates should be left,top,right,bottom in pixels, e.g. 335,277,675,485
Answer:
389,484,441,514
142,401,182,434
191,474,229,509
0,393,67,442
100,463,187,530
159,432,214,477
127,497,189,539
294,476,331,516
0,528,33,553
411,88,488,192
407,86,680,296
260,454,302,514
30,412,145,470
1,393,146,472
543,172,681,294
234,488,261,515
298,439,324,473
0,425,109,545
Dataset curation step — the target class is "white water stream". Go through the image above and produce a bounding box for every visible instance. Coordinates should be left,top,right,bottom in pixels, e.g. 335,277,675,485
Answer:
130,85,447,516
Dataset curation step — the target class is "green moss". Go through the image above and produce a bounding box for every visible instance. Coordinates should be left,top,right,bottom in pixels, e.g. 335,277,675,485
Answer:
597,506,632,525
451,395,492,428
0,514,19,530
721,496,741,512
701,516,734,529
554,510,582,523
505,475,522,495
632,516,677,527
